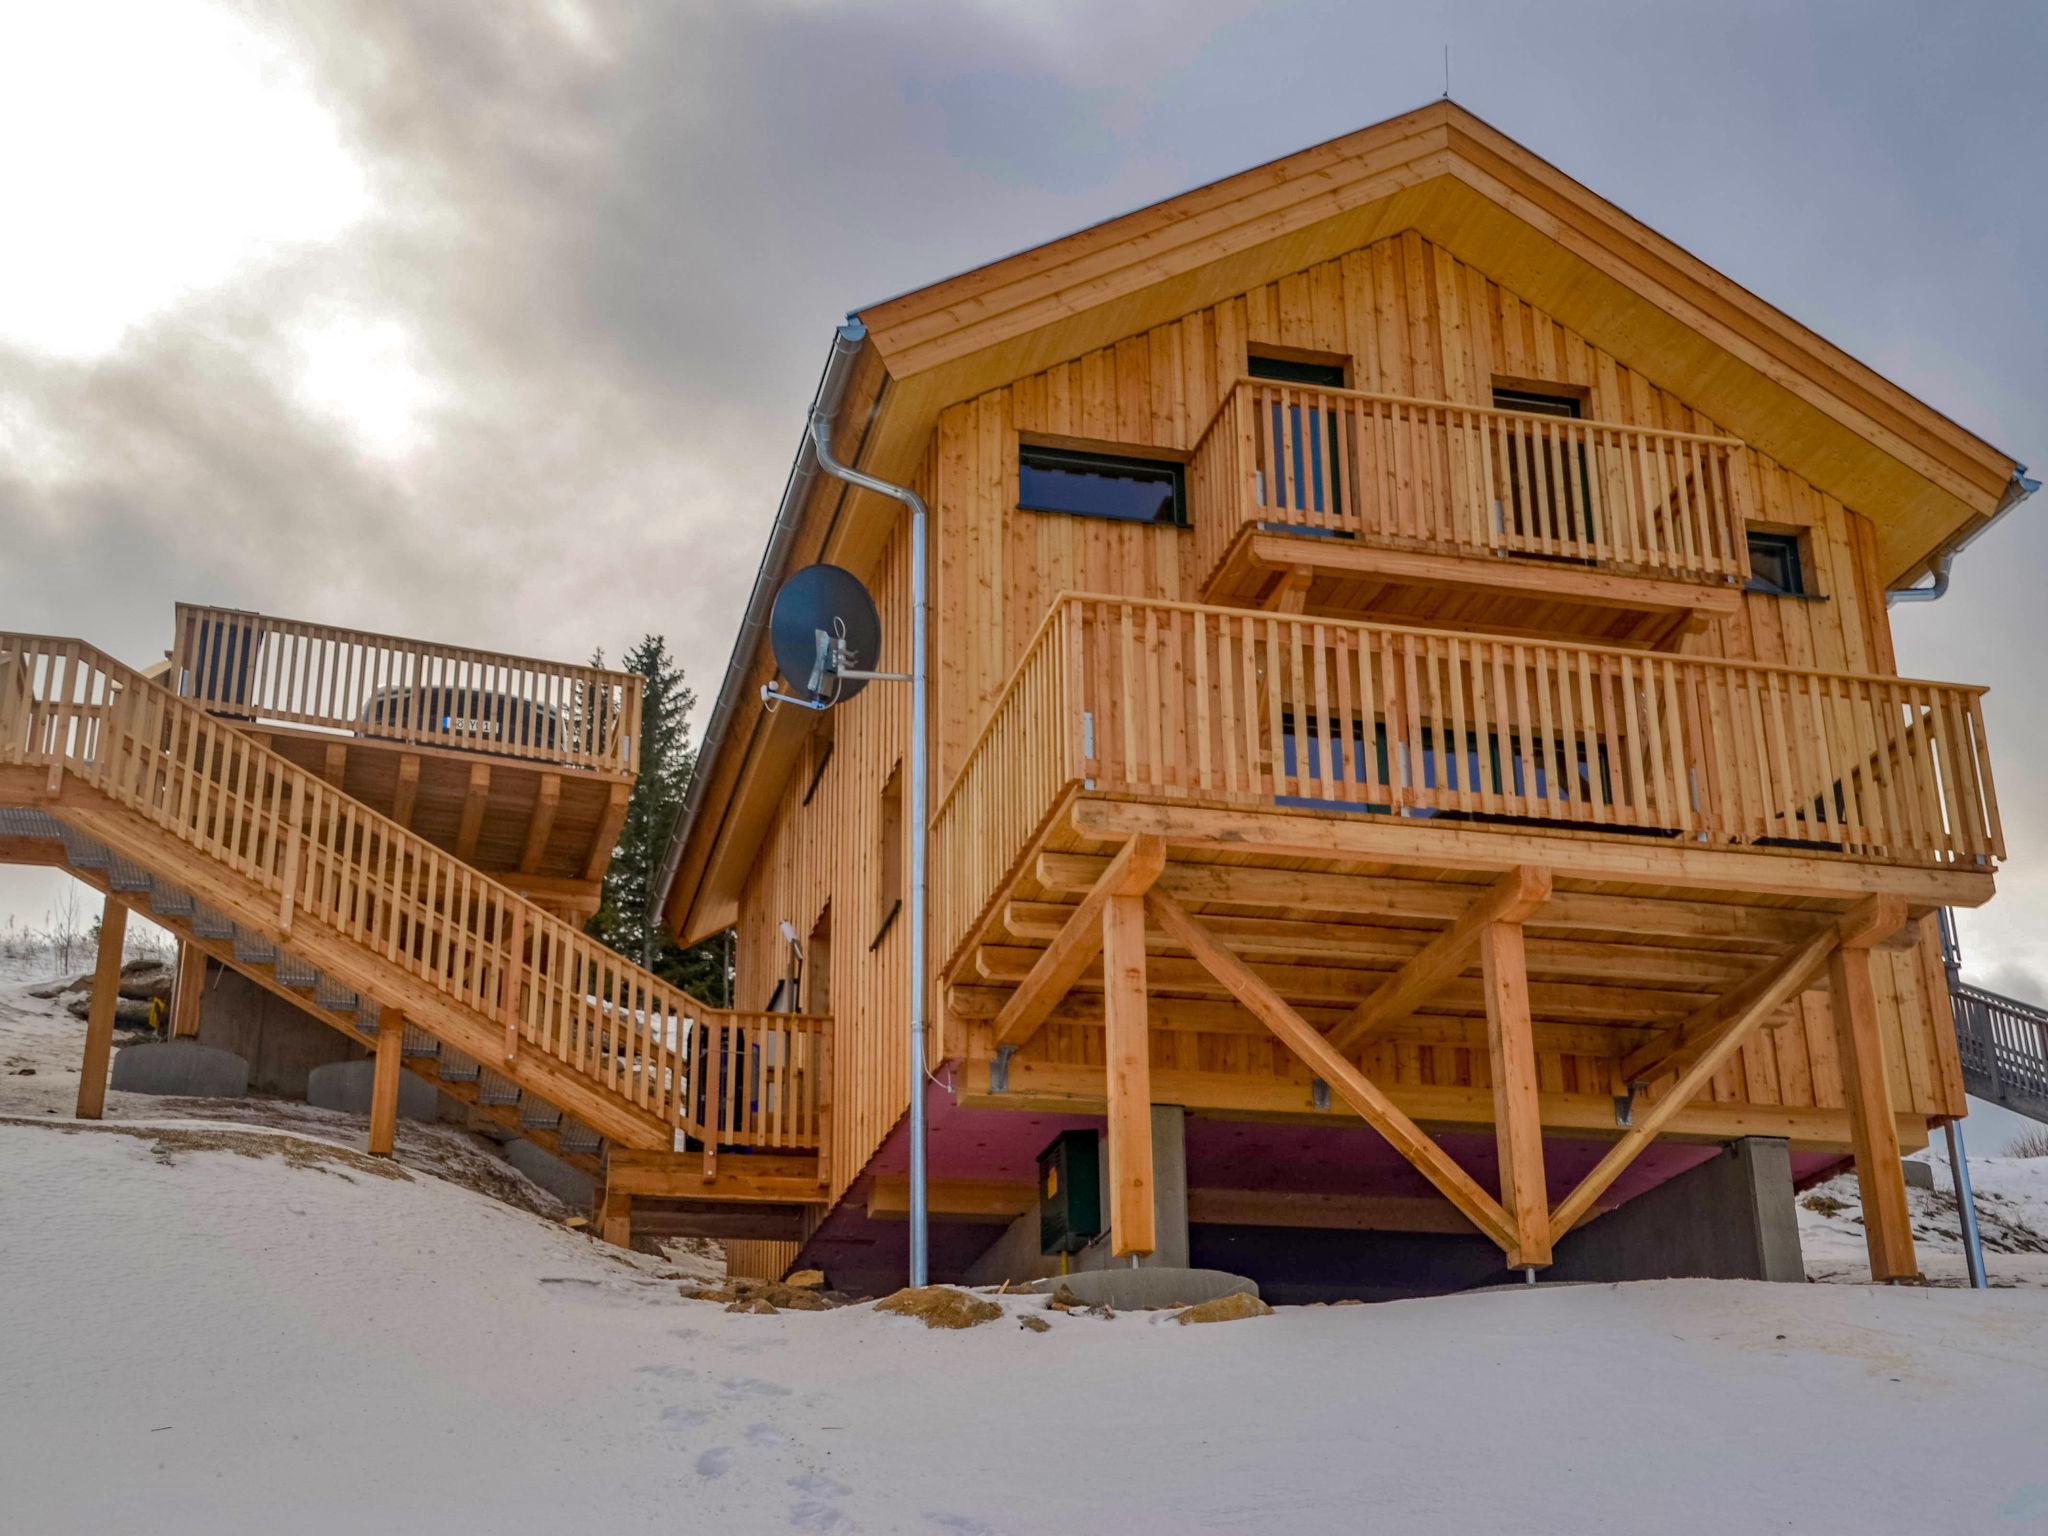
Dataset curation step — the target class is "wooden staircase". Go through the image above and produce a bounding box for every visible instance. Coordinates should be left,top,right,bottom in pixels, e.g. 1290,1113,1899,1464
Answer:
0,634,828,1207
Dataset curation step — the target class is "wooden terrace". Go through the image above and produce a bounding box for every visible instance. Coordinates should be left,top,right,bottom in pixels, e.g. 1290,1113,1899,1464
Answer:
931,594,2002,1276
168,603,641,918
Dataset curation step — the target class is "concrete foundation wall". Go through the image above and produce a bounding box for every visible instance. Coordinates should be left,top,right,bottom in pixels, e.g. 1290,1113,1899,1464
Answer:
192,962,362,1097
109,1041,250,1098
1547,1137,1804,1284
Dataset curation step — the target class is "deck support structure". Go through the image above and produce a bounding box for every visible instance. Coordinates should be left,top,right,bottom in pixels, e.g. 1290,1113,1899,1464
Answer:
1148,889,1515,1252
1830,938,1920,1282
990,835,1165,1054
75,892,127,1120
1481,918,1551,1267
168,939,206,1039
1102,888,1155,1256
368,1007,405,1157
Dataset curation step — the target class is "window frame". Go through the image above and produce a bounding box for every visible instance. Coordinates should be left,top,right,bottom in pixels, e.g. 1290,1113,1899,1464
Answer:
1016,440,1188,528
1744,528,1816,598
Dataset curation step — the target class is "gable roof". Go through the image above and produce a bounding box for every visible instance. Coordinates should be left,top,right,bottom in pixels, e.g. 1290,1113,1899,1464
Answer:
658,99,2026,942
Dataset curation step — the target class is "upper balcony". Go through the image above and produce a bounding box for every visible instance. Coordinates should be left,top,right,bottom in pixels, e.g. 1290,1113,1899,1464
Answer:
1189,380,1751,645
165,602,643,916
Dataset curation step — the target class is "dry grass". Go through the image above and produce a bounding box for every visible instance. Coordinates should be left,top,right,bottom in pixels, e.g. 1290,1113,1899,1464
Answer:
2004,1125,2048,1160
874,1286,1004,1329
1,1115,411,1181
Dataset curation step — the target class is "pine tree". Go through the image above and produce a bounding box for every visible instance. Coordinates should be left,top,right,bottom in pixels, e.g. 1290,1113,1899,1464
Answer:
586,636,728,1003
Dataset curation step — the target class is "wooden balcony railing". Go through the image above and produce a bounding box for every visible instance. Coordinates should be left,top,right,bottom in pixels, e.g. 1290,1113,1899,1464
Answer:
1,634,818,1153
169,603,642,776
932,597,2001,962
1189,380,1751,590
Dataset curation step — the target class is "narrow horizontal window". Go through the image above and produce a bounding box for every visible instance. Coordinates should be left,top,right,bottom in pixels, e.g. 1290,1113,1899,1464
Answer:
1018,444,1185,526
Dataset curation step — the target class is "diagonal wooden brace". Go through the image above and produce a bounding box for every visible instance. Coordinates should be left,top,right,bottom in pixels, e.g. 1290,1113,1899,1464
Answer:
1148,889,1514,1253
990,835,1165,1053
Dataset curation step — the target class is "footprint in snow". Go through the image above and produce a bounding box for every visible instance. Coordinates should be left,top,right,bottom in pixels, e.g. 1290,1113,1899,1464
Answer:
696,1446,734,1479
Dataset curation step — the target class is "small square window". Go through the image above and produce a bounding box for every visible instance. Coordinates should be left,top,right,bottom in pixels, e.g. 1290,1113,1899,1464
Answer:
1018,444,1185,526
1249,354,1348,389
1746,531,1808,596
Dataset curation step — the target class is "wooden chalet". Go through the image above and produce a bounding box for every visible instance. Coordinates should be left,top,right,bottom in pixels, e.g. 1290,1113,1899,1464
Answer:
655,102,2028,1293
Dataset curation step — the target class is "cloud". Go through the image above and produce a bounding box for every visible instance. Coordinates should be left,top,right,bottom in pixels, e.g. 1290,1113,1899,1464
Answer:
1,0,2045,984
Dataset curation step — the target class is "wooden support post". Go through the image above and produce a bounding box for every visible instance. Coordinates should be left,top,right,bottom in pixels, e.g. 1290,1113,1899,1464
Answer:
368,1007,404,1158
1102,889,1154,1257
520,773,562,875
168,939,206,1039
501,904,526,1063
1830,941,1919,1282
1481,919,1550,1267
391,754,421,830
455,762,491,863
75,893,127,1119
597,1182,633,1249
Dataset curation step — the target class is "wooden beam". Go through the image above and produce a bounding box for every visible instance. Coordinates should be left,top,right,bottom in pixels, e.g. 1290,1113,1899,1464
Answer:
1103,889,1155,1257
1147,889,1513,1251
1265,564,1314,614
455,762,491,863
320,742,348,788
390,753,421,830
960,1052,1932,1157
75,892,127,1119
991,835,1165,1052
519,773,562,875
585,780,632,881
1002,899,1759,986
169,939,206,1039
1328,866,1551,1052
1616,894,1906,1084
1033,852,1830,949
1482,919,1550,1267
1829,941,1919,1281
1547,923,1842,1242
1068,797,1995,909
368,1007,404,1157
867,1177,1035,1224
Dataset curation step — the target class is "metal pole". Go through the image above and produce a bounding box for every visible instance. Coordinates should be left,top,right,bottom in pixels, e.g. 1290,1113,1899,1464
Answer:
1945,1118,1989,1289
809,329,930,1286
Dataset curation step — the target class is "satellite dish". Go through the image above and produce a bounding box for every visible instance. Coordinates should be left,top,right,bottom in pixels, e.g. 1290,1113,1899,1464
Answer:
769,564,883,707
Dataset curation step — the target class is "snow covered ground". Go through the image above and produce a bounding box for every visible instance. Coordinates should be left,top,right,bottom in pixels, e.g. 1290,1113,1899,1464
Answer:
1800,1153,2048,1287
5,1115,2048,1534
7,951,2048,1532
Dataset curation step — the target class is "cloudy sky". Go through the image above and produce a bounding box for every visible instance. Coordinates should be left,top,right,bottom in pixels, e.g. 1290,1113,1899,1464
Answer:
3,1,2045,1000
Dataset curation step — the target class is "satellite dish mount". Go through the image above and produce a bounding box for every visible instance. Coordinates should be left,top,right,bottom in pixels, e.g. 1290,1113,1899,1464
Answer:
760,563,908,712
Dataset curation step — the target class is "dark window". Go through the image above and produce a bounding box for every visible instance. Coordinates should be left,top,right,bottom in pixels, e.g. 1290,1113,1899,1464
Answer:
1275,715,1646,832
1249,355,1347,389
1249,355,1348,521
874,762,904,949
1746,530,1807,596
1491,386,1593,545
1018,444,1184,525
1492,386,1582,419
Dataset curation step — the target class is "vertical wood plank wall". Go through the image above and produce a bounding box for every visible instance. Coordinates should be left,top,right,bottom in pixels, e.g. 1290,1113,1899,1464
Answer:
736,228,1966,1220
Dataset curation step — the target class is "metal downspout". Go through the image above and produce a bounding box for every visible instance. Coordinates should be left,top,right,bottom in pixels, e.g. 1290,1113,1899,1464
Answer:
1937,908,1990,1288
1888,465,2037,605
807,320,932,1288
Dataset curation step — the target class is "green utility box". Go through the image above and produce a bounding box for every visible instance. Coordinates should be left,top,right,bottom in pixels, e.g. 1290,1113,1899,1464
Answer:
1037,1129,1102,1255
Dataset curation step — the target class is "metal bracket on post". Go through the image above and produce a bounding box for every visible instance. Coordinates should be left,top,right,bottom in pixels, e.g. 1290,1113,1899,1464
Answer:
1614,1084,1639,1128
1312,1078,1331,1112
990,1045,1014,1096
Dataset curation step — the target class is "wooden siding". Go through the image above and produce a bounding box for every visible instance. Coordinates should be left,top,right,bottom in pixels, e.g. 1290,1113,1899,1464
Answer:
736,228,1972,1214
736,499,919,1209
